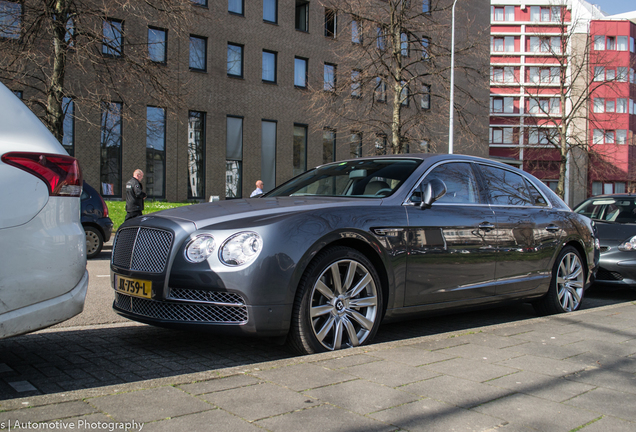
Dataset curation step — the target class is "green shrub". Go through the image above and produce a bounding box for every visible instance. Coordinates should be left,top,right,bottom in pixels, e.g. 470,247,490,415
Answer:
106,201,193,232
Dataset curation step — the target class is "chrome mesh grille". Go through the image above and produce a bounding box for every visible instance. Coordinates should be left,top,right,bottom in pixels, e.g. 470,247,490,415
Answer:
115,292,248,323
596,268,623,281
169,288,245,305
112,227,173,273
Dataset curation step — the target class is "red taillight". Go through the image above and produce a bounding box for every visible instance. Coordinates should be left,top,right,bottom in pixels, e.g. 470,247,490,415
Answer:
1,152,83,197
99,193,109,217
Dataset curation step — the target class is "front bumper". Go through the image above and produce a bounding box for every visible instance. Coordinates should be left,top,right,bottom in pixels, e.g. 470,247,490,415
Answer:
112,291,291,336
595,247,636,287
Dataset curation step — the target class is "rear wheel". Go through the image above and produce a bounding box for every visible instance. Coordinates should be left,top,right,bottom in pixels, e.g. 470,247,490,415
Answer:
534,246,585,315
85,226,104,259
288,246,382,355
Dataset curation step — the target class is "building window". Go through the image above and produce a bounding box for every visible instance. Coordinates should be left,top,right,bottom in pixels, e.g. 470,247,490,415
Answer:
350,132,362,158
422,0,430,14
492,5,514,21
617,130,628,144
62,97,74,156
227,43,243,77
324,8,336,38
594,66,605,81
191,0,208,6
374,134,387,155
351,19,361,44
492,36,514,53
65,18,75,47
324,63,336,92
323,129,336,164
226,116,243,199
421,85,430,110
593,98,604,113
228,0,243,15
262,50,277,83
293,124,307,176
617,36,628,51
491,67,515,84
490,127,515,144
594,35,605,50
530,6,560,22
148,27,167,63
617,67,628,82
146,107,166,198
617,98,628,113
528,128,555,145
375,77,387,102
401,32,409,57
400,81,409,106
295,0,309,32
100,102,122,197
0,0,21,39
421,37,430,60
12,90,22,98
490,96,514,113
261,120,277,193
606,36,615,50
102,19,123,57
606,99,615,113
188,111,205,199
189,35,207,71
351,70,361,97
376,26,386,50
264,0,277,23
294,57,307,88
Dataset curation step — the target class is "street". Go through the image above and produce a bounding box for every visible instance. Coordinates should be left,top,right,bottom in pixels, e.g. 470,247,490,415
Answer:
1,244,635,401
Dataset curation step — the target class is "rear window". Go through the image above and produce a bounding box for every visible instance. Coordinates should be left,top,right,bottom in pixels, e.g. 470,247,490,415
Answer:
575,198,636,223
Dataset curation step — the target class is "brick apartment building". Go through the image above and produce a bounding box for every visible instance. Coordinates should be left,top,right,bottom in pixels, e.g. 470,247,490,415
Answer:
0,0,490,202
489,0,636,207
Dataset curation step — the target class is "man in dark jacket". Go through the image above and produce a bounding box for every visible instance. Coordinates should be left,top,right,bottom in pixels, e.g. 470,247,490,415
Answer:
125,169,147,221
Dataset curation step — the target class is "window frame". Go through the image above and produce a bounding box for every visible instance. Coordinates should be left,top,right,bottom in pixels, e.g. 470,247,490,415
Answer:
189,35,207,72
294,56,308,88
102,18,124,57
227,42,244,78
262,50,277,83
148,26,167,64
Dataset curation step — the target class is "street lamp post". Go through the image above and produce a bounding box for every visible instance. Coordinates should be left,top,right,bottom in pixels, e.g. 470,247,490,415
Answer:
448,0,458,154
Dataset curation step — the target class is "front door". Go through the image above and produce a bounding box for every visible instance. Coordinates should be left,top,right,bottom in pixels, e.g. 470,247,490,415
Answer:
404,162,498,306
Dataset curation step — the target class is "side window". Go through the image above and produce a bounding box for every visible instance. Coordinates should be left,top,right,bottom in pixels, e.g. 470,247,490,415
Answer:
479,165,534,206
524,179,548,207
409,162,480,204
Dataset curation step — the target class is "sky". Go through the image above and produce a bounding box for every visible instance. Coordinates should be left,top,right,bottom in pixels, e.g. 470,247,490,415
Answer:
589,1,636,15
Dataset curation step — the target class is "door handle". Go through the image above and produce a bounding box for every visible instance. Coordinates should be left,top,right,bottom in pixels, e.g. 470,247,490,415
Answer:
478,222,495,231
546,224,560,233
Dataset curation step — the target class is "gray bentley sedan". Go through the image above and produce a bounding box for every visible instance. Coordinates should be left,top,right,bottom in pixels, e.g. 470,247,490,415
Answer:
111,154,598,354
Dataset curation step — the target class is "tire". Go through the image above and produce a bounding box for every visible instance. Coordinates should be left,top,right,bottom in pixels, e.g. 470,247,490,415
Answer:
288,246,383,355
533,245,585,316
85,226,104,259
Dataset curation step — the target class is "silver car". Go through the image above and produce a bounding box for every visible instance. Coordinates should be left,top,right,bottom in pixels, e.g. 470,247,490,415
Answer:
0,83,88,338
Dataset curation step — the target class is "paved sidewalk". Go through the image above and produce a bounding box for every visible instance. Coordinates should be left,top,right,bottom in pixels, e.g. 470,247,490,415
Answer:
1,302,635,432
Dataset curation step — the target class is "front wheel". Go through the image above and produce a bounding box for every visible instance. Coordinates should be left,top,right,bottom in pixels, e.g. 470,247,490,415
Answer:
534,245,585,315
288,246,383,355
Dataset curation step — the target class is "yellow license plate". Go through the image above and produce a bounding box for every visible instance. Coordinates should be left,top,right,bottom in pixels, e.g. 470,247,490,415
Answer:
115,275,152,299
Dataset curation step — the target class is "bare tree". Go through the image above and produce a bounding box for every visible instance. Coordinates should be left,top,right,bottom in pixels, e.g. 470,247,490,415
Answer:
0,0,200,142
499,1,626,200
306,0,490,156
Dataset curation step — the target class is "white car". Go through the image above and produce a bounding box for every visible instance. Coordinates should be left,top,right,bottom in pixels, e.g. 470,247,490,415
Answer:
0,83,88,338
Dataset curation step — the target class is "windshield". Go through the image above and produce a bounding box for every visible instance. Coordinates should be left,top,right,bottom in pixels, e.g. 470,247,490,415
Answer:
574,198,636,223
265,159,422,198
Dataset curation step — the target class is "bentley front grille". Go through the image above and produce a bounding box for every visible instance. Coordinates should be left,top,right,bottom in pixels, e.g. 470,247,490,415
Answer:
114,292,248,324
112,227,173,273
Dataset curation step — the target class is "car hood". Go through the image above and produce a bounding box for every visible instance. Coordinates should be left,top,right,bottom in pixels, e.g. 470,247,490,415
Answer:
147,196,381,230
595,221,636,243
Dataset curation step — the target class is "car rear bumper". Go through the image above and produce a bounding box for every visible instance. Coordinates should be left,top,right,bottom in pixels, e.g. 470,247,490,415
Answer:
0,270,89,339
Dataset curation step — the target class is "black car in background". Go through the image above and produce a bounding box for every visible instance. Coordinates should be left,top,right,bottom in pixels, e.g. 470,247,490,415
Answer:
81,182,113,259
574,194,636,288
111,154,598,354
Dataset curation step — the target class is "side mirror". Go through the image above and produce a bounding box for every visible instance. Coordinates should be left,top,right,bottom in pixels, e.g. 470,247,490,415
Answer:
420,179,447,209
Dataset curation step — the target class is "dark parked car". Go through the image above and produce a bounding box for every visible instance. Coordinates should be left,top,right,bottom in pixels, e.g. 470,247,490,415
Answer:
111,154,598,354
574,194,636,288
81,182,113,259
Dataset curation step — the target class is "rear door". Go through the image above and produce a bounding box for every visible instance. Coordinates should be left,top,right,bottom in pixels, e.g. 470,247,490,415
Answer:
476,163,561,296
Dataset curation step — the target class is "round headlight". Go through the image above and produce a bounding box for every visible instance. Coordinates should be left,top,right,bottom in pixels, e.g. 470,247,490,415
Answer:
618,235,636,252
185,234,216,263
220,232,263,266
